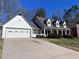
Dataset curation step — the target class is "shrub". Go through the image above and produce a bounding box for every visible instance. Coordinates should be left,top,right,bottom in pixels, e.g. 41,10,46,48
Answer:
63,35,72,38
36,35,44,38
47,34,62,38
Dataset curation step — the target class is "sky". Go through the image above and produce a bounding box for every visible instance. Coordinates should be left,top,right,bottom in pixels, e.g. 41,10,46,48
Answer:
19,0,79,18
2,0,79,23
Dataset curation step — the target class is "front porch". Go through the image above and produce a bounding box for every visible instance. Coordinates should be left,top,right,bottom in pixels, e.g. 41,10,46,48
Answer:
44,27,71,37
33,26,71,38
34,27,71,38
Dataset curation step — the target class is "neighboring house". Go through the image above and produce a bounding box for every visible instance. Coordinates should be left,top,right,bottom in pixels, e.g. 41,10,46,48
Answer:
76,24,79,37
68,17,79,37
66,21,77,37
65,16,79,37
75,17,79,37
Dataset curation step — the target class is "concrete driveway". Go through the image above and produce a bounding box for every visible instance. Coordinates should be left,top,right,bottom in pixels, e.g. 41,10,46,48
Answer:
2,38,79,59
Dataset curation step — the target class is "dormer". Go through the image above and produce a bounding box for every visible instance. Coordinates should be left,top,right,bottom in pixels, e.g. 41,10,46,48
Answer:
47,19,51,27
63,21,67,28
56,20,60,27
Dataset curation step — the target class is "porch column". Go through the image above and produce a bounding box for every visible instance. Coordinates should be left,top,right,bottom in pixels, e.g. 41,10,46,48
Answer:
51,30,52,34
57,30,59,34
61,30,63,36
44,29,46,37
69,30,71,35
47,30,48,36
39,30,40,35
65,30,67,35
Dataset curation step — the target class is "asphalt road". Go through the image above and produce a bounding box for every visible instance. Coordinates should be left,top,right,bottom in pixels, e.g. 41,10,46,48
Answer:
2,38,79,59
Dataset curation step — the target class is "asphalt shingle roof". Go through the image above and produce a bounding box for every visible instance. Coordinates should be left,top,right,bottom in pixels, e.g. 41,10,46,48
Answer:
36,16,47,28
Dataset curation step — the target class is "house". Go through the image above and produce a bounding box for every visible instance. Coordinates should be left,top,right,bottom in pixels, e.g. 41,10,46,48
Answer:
68,17,79,37
0,12,71,38
66,21,77,37
1,13,38,38
65,16,79,38
32,16,71,37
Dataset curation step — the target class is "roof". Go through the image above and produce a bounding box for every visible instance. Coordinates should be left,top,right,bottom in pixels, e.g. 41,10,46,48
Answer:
29,21,39,30
2,12,39,29
36,16,47,28
1,11,72,30
19,13,39,29
45,26,71,30
32,16,47,29
51,19,62,25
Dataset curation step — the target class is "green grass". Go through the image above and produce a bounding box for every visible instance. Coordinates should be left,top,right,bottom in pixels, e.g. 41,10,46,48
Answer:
43,38,79,51
0,39,4,59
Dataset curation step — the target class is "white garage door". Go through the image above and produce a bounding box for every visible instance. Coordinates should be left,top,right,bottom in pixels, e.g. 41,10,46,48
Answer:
5,28,31,38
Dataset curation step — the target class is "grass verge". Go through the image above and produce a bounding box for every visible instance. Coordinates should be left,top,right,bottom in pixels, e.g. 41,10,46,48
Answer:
0,39,4,59
43,38,79,51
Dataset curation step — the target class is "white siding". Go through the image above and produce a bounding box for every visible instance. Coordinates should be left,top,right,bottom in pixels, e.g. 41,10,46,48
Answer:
2,15,33,38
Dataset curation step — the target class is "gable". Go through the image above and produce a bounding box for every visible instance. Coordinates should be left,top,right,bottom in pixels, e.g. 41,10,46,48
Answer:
63,21,67,28
56,20,60,27
3,15,32,29
47,19,51,27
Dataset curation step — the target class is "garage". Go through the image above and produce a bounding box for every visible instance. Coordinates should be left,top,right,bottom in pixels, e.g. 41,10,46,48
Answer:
2,14,33,38
5,28,31,38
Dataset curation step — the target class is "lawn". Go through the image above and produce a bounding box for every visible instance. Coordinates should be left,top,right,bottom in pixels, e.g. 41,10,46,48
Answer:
43,38,79,51
0,39,4,59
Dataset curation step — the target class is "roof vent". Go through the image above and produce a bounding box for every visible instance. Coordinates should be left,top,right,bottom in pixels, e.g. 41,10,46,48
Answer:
19,13,21,15
18,12,22,15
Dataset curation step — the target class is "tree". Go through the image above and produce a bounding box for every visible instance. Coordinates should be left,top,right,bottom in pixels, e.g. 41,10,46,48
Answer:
52,15,60,20
1,0,20,21
72,5,79,12
35,8,46,18
63,9,72,20
0,0,3,25
63,5,79,21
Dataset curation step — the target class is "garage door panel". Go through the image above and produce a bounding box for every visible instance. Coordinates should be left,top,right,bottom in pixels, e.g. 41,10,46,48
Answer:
6,28,31,38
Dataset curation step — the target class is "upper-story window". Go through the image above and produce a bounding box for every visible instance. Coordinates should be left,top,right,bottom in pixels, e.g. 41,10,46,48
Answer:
48,22,50,24
8,31,12,32
56,20,60,27
47,19,51,27
57,23,59,25
15,31,18,33
63,21,67,28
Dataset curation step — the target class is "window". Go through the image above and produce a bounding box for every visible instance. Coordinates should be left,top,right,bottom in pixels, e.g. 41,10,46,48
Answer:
8,31,12,32
64,24,66,26
67,30,69,34
42,30,44,34
33,30,36,34
57,23,59,25
19,20,20,21
48,22,50,24
54,30,57,34
26,31,29,33
20,31,24,33
59,30,61,34
15,31,18,32
63,30,65,35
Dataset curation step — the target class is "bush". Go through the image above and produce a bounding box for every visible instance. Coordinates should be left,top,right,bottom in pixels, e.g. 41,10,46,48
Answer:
63,35,72,38
47,34,62,38
36,35,44,38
